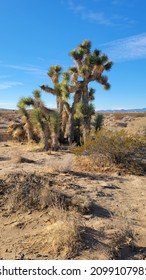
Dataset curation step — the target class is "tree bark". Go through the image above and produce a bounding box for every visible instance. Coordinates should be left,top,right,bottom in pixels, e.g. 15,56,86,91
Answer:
24,121,34,142
42,124,50,151
81,84,90,143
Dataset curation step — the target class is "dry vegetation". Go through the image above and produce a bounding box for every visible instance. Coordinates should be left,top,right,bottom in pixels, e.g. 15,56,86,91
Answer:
113,112,146,120
0,109,146,260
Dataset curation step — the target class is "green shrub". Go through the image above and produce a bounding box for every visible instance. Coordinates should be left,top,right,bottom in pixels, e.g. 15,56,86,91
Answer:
74,129,146,175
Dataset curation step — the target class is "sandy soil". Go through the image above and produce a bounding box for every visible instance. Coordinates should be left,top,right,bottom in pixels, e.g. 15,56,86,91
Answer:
0,141,146,260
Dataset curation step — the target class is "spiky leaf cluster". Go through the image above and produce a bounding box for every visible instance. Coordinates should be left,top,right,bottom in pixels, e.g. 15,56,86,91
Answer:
32,89,41,99
48,65,62,84
88,88,95,101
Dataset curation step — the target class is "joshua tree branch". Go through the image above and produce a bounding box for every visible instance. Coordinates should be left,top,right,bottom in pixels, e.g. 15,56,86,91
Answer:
40,85,57,95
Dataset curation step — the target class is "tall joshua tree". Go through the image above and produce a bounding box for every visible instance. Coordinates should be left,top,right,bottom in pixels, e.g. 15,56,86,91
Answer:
69,40,113,142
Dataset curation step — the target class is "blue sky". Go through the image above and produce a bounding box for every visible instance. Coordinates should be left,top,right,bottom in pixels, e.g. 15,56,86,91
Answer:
0,0,146,110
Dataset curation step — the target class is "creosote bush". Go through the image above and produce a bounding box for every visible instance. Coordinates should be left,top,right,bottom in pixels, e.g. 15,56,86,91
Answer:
74,129,146,175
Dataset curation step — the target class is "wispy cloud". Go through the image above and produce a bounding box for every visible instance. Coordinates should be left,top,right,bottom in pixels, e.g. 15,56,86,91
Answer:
102,33,146,61
67,0,134,27
68,0,112,25
0,63,46,77
0,81,23,90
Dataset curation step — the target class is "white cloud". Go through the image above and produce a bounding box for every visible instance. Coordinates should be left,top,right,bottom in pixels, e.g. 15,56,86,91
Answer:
0,81,23,90
102,33,146,61
68,0,112,25
67,0,134,27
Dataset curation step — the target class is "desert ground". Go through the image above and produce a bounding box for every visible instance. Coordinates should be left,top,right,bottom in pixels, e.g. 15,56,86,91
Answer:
0,109,146,260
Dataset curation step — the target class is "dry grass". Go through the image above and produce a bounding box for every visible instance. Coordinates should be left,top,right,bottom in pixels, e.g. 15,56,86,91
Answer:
45,208,83,258
74,129,146,175
48,154,73,173
12,154,36,164
113,112,146,120
5,173,71,212
74,155,117,173
6,172,94,215
110,215,138,259
39,188,71,210
126,117,146,136
71,194,93,214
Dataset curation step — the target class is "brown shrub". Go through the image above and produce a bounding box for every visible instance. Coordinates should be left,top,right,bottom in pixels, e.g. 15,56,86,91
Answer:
74,129,146,175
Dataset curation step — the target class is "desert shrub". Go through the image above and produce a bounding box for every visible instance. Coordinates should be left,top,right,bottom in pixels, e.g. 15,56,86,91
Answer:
74,129,146,174
7,122,26,141
26,207,84,259
46,208,83,258
6,173,71,212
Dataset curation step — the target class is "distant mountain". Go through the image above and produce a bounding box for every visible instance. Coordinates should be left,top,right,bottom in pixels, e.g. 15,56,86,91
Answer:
0,107,146,113
97,108,146,113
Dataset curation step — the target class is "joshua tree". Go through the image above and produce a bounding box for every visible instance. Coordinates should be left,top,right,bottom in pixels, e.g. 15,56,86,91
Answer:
18,90,60,151
17,97,34,142
31,89,60,150
40,39,113,144
69,40,112,142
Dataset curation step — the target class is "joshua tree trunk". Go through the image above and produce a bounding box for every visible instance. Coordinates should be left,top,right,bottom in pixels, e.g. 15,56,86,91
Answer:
41,124,50,151
82,122,89,144
57,96,63,114
81,84,90,143
63,102,75,144
67,113,74,144
24,120,34,142
51,132,59,151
